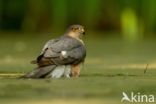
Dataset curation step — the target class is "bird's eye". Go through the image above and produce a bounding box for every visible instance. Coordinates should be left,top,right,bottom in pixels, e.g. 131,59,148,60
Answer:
75,27,80,31
72,27,82,32
76,27,80,30
77,27,81,31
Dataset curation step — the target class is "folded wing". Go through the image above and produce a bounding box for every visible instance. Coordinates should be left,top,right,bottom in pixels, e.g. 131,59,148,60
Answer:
37,35,86,66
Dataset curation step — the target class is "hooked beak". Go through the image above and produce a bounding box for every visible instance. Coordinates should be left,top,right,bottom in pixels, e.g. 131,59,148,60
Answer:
81,28,85,35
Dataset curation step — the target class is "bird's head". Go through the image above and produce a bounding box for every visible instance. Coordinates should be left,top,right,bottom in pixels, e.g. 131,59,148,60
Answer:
66,25,85,39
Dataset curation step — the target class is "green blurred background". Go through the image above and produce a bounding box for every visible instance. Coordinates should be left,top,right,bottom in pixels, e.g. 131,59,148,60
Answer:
0,0,156,36
0,0,156,104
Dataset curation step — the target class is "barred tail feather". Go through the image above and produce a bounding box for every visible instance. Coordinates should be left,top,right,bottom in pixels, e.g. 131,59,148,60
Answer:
21,65,56,78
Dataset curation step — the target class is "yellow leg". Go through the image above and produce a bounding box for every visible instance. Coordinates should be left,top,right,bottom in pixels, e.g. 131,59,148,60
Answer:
71,64,80,77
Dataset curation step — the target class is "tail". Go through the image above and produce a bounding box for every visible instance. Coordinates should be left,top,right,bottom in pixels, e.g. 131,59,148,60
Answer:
20,65,56,78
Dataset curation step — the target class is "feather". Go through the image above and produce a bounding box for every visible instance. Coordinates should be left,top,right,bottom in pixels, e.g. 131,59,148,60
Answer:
22,25,86,78
21,65,56,78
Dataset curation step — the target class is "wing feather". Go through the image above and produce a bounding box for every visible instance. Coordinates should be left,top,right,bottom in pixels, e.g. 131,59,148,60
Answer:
36,35,86,66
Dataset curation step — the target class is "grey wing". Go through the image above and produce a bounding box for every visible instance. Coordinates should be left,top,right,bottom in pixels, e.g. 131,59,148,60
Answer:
38,36,86,65
45,44,86,65
44,36,83,58
41,38,59,55
33,38,61,66
68,45,86,59
66,45,86,64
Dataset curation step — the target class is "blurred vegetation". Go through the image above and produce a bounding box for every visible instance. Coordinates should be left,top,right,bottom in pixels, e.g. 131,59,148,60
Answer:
0,0,156,36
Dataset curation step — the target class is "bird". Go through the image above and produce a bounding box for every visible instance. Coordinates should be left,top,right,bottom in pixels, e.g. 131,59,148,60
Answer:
21,25,86,78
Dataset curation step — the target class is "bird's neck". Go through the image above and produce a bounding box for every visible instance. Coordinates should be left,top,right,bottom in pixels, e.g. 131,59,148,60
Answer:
66,32,84,45
67,32,79,38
